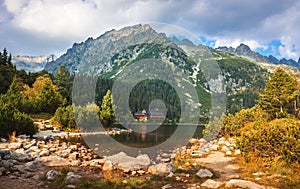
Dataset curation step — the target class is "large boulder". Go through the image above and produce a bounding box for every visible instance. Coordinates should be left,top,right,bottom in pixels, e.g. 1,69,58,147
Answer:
0,149,11,158
225,179,265,189
104,152,150,166
201,179,223,188
23,161,41,172
148,162,176,175
103,152,151,172
4,151,32,162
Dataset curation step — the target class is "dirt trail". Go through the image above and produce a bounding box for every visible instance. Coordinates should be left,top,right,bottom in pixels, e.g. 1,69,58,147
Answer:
193,151,241,180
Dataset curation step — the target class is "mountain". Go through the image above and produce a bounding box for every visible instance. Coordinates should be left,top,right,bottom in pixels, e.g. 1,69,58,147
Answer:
45,24,173,74
216,43,300,68
12,55,56,72
45,24,300,116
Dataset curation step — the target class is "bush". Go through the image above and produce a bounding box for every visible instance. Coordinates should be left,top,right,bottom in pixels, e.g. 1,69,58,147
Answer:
0,98,37,138
51,105,76,131
221,105,268,136
237,118,300,164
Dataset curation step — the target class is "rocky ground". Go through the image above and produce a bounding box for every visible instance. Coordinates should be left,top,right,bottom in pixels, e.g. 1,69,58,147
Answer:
0,134,283,189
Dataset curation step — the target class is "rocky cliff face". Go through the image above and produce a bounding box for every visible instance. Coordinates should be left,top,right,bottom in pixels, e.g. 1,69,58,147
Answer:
45,24,173,74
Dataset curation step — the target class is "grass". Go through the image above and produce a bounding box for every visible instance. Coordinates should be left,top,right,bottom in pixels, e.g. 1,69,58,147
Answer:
237,156,300,189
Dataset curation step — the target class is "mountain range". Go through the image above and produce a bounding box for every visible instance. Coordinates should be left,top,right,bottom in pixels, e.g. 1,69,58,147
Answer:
11,24,300,115
12,55,56,73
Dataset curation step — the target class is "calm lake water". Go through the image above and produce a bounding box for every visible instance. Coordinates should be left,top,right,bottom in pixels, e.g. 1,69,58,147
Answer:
82,124,204,157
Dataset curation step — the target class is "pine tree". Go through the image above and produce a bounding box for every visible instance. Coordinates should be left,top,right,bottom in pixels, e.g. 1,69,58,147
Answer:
258,68,298,118
100,90,115,127
54,65,72,103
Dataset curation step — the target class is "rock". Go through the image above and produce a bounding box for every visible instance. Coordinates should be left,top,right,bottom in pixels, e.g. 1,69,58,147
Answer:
69,145,78,151
37,155,70,166
225,179,265,189
201,179,223,188
23,140,36,150
37,181,45,187
61,149,72,158
225,151,232,156
66,185,76,189
46,170,60,180
0,149,11,158
23,161,41,172
102,160,114,171
196,169,213,178
9,175,18,179
4,151,32,162
0,160,14,169
24,172,34,178
199,138,207,144
69,152,79,160
70,160,81,167
64,172,82,184
103,152,151,171
0,167,6,176
210,144,219,151
8,142,22,150
162,184,172,189
117,162,145,172
1,138,7,143
148,162,176,175
234,149,241,155
221,146,230,152
252,172,266,176
39,150,50,157
32,175,40,180
160,158,171,163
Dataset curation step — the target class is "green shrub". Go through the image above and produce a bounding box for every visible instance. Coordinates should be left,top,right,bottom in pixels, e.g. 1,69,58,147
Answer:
51,105,76,131
237,118,300,164
0,98,37,138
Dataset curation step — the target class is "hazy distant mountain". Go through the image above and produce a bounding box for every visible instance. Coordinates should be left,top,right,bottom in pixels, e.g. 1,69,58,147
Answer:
12,55,56,72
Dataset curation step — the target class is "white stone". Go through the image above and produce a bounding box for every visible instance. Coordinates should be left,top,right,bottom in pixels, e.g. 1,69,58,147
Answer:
225,179,265,189
201,179,223,188
148,162,176,175
221,146,230,152
8,142,22,150
210,144,219,151
196,169,213,178
225,151,232,156
234,149,241,155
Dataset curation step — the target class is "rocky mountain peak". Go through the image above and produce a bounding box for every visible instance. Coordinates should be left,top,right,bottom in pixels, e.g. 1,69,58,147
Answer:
235,43,252,55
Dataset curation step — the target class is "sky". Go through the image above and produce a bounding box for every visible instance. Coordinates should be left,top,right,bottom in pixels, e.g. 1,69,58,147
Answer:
0,0,300,61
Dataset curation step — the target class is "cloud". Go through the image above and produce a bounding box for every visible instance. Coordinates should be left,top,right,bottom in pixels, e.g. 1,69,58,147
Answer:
278,36,298,59
1,0,300,59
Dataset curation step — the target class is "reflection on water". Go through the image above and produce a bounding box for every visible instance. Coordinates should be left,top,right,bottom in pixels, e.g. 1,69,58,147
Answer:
113,124,204,148
83,124,204,157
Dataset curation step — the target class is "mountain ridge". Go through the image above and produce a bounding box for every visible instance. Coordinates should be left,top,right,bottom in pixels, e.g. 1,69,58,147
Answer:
216,43,300,68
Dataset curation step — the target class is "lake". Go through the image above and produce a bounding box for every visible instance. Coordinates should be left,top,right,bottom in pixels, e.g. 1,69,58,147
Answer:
82,124,204,157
